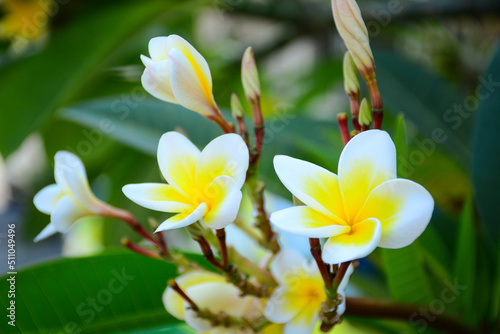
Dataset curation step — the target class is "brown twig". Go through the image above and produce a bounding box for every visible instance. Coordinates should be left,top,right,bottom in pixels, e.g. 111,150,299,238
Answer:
349,95,361,131
216,228,228,267
345,298,476,334
121,238,161,260
309,238,332,288
337,113,350,145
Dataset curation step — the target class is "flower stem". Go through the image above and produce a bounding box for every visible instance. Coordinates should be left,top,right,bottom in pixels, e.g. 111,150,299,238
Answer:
366,76,383,130
104,206,160,248
309,238,332,289
250,98,264,157
348,94,361,131
209,107,235,133
337,113,351,145
245,175,280,254
216,228,228,267
121,238,161,260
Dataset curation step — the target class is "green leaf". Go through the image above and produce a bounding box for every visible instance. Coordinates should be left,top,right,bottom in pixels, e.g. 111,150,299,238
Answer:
0,0,181,156
472,44,500,238
394,113,408,177
0,251,180,334
380,241,433,305
452,198,476,320
374,48,470,167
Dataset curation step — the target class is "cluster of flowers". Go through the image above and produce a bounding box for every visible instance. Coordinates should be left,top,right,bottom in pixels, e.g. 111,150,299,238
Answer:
33,1,434,333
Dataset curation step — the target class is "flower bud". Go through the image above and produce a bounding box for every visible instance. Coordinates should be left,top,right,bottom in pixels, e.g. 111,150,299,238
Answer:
343,51,359,96
331,0,374,75
141,35,218,117
358,98,372,127
231,93,244,119
241,47,261,102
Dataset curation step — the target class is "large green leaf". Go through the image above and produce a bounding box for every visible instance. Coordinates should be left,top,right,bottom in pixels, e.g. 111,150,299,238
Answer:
0,251,180,333
472,44,500,238
380,116,433,305
0,0,183,156
452,198,476,321
380,242,433,305
374,48,470,167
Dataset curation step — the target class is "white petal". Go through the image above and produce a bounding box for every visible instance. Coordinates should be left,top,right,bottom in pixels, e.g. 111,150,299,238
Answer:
140,54,153,66
34,223,58,242
33,184,64,214
163,270,226,320
338,263,355,294
270,248,308,285
149,35,212,82
196,134,249,190
270,206,349,238
338,130,397,221
155,203,207,232
273,155,346,223
157,131,200,196
148,36,170,61
264,286,301,324
283,305,319,334
59,164,102,213
141,59,177,103
356,179,434,249
201,176,243,229
54,151,87,188
122,183,191,213
50,195,89,232
337,292,347,317
54,151,101,213
322,218,382,264
168,48,216,116
184,282,252,331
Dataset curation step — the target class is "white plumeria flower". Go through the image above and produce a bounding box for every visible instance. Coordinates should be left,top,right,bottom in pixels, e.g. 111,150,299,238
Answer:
264,249,354,334
123,132,249,232
33,151,108,242
270,130,434,264
164,270,262,332
141,35,218,117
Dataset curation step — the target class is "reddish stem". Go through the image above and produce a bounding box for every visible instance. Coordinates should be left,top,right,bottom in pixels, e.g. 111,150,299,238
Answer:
309,238,332,289
337,114,350,145
122,239,161,259
216,228,228,267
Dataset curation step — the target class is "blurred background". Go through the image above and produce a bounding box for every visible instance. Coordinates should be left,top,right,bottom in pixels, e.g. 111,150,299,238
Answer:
0,0,500,333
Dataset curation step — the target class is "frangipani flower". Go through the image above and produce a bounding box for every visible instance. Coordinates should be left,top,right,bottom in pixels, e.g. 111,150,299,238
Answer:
270,130,434,264
123,132,249,232
264,249,353,333
164,270,262,332
33,151,109,242
141,35,218,117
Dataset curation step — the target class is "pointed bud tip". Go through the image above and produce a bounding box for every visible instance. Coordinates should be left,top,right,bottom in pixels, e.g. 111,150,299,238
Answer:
231,93,244,118
241,46,261,102
343,52,360,96
358,98,372,126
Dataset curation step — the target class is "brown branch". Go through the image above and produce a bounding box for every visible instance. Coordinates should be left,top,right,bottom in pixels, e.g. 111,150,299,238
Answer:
345,298,477,334
309,238,332,288
216,228,228,267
